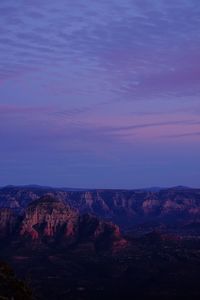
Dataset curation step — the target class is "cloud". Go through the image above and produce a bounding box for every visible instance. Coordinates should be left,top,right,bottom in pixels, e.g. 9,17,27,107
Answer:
106,120,200,133
0,0,200,100
163,132,200,139
0,104,52,115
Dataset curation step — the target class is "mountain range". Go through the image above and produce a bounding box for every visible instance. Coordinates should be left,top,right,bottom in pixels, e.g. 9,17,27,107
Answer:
1,185,200,300
1,185,200,230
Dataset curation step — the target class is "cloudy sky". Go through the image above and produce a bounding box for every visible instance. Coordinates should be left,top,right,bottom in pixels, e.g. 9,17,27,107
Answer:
0,0,200,188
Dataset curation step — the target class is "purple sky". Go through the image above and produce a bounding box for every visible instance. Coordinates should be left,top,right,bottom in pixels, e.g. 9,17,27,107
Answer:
0,0,200,188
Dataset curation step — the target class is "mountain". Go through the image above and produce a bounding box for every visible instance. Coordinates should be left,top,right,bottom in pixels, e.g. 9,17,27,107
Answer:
0,185,200,229
0,195,125,253
1,187,200,299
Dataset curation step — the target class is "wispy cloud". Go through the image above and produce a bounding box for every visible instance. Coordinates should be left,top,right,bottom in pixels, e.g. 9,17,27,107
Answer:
0,104,52,115
0,0,200,100
106,120,200,133
163,132,200,139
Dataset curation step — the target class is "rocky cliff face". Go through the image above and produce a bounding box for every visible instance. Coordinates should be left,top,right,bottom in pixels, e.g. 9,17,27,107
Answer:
0,208,18,238
0,195,125,252
1,186,200,229
20,196,79,240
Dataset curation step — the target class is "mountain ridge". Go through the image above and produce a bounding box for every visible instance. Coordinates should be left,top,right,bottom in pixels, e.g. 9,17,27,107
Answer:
0,195,126,253
0,185,200,230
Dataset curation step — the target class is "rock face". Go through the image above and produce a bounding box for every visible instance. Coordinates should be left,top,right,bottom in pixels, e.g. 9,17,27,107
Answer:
1,186,200,229
0,208,18,238
0,195,125,252
20,196,79,241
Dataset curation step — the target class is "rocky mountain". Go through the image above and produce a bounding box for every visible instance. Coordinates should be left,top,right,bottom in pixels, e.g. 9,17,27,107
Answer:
0,185,200,229
0,208,18,238
0,195,125,252
20,196,79,241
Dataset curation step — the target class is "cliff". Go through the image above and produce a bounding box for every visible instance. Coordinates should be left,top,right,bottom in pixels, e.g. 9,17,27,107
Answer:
0,208,18,238
1,186,200,229
0,195,125,252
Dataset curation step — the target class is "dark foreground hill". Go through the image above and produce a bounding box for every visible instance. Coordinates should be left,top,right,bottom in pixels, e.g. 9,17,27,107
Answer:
0,260,33,300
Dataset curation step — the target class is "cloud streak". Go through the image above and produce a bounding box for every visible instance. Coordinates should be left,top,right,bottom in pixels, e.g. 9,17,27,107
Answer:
0,104,52,115
163,132,200,139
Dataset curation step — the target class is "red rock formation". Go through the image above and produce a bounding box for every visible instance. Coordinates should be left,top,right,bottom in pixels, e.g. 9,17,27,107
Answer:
0,208,17,238
18,195,126,251
2,186,200,229
20,196,79,240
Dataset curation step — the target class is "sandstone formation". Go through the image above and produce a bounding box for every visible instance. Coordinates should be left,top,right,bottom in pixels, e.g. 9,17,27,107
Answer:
1,186,200,228
0,195,125,252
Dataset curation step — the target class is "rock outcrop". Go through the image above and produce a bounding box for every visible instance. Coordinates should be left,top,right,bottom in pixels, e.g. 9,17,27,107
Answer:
1,186,200,229
0,195,125,252
20,195,79,241
0,208,18,238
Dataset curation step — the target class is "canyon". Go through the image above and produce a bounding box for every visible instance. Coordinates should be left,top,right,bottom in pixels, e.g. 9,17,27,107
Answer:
1,185,200,230
1,185,200,300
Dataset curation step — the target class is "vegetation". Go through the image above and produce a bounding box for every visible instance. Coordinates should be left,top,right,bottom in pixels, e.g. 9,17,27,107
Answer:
0,261,33,300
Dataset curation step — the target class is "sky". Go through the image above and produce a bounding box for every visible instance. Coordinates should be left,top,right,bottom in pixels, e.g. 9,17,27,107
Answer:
0,0,200,189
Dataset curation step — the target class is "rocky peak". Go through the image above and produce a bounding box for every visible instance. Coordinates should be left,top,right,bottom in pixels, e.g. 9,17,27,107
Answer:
20,195,79,240
18,195,125,251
